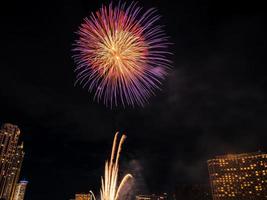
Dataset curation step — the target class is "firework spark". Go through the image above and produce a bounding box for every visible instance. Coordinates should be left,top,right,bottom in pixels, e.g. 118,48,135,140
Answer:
96,132,133,200
73,2,172,107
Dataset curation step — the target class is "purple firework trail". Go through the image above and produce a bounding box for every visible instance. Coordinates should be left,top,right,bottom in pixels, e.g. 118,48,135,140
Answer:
73,2,172,107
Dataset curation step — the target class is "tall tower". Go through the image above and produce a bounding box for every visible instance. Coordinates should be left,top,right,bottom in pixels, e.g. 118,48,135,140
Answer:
208,152,267,200
0,123,25,200
12,181,28,200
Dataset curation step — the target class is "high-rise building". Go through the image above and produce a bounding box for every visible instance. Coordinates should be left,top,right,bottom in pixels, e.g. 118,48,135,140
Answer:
136,193,168,200
12,181,28,200
75,193,92,200
0,123,25,200
208,152,267,200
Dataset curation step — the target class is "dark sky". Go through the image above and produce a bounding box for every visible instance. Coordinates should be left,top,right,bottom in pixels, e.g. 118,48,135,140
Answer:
1,0,266,199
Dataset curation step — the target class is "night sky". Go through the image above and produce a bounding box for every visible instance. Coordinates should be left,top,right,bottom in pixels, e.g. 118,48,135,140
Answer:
1,0,266,199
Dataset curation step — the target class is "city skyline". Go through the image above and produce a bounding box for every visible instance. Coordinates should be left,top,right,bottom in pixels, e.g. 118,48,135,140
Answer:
1,0,266,199
1,122,267,200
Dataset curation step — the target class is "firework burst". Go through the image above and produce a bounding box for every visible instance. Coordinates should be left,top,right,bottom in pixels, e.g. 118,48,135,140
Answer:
73,2,172,107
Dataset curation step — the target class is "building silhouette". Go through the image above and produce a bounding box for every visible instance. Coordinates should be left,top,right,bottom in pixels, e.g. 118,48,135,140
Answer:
0,124,25,200
136,193,167,200
174,184,211,200
208,152,267,200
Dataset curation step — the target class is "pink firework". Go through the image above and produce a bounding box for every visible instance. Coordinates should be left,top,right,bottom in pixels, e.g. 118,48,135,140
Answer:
73,2,172,107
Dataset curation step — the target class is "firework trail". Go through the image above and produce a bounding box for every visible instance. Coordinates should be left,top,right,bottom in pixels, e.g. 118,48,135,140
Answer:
73,2,172,107
97,132,133,200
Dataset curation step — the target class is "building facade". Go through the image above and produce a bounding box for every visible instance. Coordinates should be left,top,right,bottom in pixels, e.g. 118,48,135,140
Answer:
12,181,28,200
0,123,25,200
208,152,267,200
75,193,92,200
136,194,167,200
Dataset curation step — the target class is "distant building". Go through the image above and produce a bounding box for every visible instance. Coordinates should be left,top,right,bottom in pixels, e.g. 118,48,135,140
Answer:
75,193,92,200
174,184,211,200
12,181,28,200
136,193,167,200
208,152,267,200
0,123,25,200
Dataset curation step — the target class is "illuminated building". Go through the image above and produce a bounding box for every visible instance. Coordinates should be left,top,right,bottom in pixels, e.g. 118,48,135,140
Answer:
208,152,267,200
136,193,167,200
0,123,25,200
12,181,28,200
75,193,92,200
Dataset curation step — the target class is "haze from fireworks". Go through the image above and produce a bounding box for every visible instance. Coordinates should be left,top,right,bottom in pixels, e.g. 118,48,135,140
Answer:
90,133,133,200
73,2,172,107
